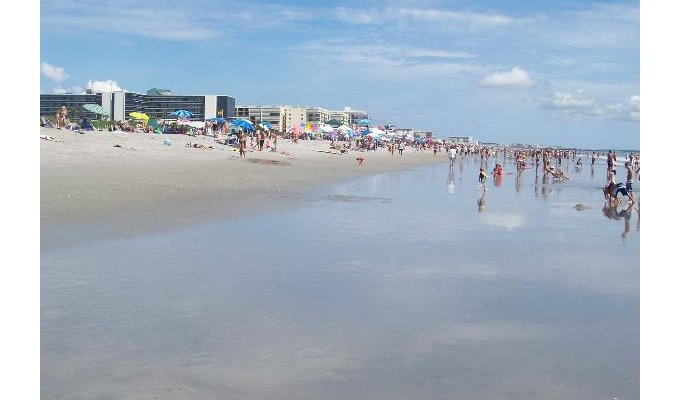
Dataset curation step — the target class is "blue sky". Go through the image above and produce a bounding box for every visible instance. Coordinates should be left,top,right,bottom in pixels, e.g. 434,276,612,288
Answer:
40,0,640,149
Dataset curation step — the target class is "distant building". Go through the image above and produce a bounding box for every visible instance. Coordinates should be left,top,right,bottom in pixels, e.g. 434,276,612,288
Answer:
283,107,306,132
236,105,285,131
40,90,236,122
342,107,370,126
40,93,104,120
448,136,475,144
393,128,414,136
327,111,350,125
305,107,330,124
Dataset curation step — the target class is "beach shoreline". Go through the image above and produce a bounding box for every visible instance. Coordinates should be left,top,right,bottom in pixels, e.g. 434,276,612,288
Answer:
41,127,446,247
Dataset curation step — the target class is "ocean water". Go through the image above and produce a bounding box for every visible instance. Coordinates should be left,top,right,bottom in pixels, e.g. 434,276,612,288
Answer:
41,155,640,399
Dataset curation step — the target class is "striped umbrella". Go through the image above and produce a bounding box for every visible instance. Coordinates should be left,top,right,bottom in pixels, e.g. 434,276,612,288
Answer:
82,103,109,116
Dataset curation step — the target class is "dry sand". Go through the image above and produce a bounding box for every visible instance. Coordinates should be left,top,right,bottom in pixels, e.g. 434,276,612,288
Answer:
41,127,445,242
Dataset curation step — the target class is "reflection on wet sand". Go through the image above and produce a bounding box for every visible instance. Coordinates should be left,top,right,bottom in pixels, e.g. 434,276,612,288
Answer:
42,154,639,400
602,201,638,240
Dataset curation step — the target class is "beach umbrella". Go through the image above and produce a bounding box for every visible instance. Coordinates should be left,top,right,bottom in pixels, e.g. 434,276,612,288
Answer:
207,117,227,123
82,103,109,116
129,112,149,121
230,118,255,131
326,118,343,128
357,118,371,126
319,124,335,133
171,109,194,118
148,118,163,133
287,125,303,135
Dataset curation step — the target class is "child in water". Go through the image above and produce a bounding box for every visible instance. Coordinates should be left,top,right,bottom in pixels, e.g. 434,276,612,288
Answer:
479,167,487,183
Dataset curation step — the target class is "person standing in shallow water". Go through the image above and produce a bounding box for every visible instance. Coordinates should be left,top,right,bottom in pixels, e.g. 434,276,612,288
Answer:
625,161,636,203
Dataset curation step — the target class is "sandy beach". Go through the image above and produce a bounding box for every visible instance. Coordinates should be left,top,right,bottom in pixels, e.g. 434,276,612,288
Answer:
41,127,445,242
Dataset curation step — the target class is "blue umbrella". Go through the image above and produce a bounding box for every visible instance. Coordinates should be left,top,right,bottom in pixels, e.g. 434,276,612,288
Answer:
260,121,272,129
230,118,255,131
357,119,371,126
171,109,194,118
207,117,227,123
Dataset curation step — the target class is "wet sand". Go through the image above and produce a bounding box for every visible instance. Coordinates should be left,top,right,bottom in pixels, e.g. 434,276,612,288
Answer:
41,127,445,247
41,157,640,399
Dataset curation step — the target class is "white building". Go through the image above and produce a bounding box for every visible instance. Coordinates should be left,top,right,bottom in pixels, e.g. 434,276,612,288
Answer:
235,105,285,131
342,107,370,126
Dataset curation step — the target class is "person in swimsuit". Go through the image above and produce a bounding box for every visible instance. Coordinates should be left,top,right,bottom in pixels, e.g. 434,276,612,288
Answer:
238,132,247,158
625,161,636,203
56,105,68,128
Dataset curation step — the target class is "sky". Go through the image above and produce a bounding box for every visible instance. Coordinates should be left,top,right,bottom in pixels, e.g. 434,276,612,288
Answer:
39,0,639,147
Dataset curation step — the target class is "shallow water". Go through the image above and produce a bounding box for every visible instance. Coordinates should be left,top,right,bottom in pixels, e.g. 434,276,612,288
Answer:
41,155,639,399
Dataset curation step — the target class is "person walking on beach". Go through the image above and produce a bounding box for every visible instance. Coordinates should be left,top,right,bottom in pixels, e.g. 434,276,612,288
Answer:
591,151,597,166
238,132,247,158
448,146,457,166
258,130,265,151
398,142,405,155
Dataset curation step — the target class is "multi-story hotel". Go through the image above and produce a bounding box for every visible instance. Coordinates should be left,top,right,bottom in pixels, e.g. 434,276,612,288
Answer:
305,107,330,125
40,89,236,122
235,105,285,132
40,89,378,135
339,107,370,126
282,107,306,133
327,111,350,125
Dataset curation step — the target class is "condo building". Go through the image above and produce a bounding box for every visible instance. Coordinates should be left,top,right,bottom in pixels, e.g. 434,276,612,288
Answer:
40,90,236,122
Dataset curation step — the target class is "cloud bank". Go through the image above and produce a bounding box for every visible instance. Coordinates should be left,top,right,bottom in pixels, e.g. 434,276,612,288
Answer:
543,90,639,121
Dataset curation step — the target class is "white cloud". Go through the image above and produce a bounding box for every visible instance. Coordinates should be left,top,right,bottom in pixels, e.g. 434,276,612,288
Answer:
87,80,125,93
542,90,639,121
479,67,534,89
333,6,517,29
41,62,70,84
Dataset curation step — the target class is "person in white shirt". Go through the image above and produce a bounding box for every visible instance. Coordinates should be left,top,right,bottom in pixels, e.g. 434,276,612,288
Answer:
448,147,457,166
